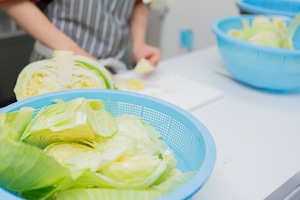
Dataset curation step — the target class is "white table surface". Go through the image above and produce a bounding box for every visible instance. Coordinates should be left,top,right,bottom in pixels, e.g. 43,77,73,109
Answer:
157,46,300,200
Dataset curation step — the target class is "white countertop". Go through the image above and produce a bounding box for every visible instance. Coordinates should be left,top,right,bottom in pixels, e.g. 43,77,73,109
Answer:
157,46,300,200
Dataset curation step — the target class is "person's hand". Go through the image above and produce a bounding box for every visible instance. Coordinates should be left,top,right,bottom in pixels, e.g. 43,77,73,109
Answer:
133,43,162,67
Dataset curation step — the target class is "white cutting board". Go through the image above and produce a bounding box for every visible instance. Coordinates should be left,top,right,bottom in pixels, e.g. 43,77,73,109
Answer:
113,70,223,111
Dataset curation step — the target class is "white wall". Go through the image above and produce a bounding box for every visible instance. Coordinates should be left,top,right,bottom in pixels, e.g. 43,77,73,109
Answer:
159,0,240,59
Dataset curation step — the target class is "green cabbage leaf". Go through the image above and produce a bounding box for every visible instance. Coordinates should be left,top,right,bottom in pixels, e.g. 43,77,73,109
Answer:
0,107,71,198
54,170,196,200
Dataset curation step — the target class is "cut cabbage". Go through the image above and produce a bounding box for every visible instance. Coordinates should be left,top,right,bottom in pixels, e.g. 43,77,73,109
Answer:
0,97,195,200
228,15,298,49
0,107,34,141
116,78,145,92
0,108,71,195
134,58,154,74
13,50,114,101
21,97,118,148
55,168,196,200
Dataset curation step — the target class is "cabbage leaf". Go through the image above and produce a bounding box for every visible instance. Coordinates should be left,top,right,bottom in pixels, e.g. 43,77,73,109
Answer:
0,108,71,197
55,169,196,200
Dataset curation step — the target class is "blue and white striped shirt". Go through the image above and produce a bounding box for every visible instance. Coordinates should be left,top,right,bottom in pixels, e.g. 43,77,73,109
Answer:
30,0,137,70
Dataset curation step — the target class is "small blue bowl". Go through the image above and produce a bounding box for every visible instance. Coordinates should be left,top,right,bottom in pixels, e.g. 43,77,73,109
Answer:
211,15,300,91
236,0,300,17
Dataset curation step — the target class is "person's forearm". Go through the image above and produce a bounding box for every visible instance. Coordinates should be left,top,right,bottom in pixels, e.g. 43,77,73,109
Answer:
129,3,161,66
130,3,148,48
0,1,79,50
0,0,96,59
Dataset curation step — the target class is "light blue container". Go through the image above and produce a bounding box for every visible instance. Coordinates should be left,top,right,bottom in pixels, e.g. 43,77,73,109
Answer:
236,0,300,17
211,15,300,91
0,89,216,200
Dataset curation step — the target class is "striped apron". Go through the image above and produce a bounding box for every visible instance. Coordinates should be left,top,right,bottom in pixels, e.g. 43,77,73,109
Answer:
30,0,137,73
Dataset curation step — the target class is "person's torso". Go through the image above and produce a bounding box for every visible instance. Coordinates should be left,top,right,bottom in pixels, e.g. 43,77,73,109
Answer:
44,0,136,59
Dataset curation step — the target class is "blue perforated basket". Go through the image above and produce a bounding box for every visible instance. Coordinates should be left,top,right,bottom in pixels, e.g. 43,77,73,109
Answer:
211,14,300,91
0,89,216,200
236,0,300,17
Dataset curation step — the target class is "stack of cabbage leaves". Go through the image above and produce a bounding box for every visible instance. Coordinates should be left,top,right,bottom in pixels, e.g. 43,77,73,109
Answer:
228,14,300,49
0,97,195,200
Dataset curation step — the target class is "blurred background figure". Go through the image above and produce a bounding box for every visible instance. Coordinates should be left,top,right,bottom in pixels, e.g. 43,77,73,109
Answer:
0,0,162,74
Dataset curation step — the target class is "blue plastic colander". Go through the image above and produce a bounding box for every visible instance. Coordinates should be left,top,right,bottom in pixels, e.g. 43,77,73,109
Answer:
236,0,300,17
211,14,300,91
0,89,216,200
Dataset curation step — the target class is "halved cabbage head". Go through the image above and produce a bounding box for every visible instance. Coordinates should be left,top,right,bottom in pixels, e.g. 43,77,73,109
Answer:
14,50,114,101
